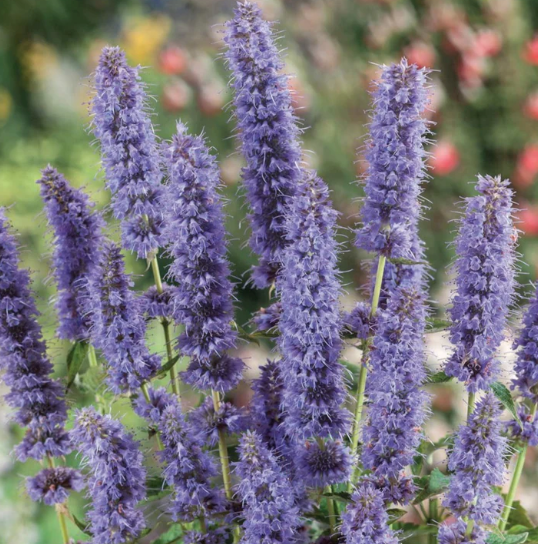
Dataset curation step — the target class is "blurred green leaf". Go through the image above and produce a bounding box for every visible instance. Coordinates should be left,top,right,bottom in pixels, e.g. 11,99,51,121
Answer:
486,532,528,544
413,468,451,504
427,371,453,384
507,501,535,530
425,317,451,333
490,382,521,428
66,341,89,391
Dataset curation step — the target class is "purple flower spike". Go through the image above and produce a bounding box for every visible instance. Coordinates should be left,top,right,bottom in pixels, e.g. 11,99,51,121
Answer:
356,59,431,294
438,520,486,544
71,408,147,544
341,481,399,544
91,46,163,258
362,287,429,504
505,404,538,446
224,1,304,288
278,171,350,440
252,302,282,332
157,394,227,521
37,166,103,341
139,283,174,320
296,439,353,488
88,242,160,394
27,467,84,506
444,393,507,527
512,284,538,403
184,528,230,544
235,431,301,544
0,209,71,461
445,175,517,392
189,396,250,447
344,301,374,340
163,122,244,393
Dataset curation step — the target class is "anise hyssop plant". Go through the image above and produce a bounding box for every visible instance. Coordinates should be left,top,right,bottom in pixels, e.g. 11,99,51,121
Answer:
2,2,538,544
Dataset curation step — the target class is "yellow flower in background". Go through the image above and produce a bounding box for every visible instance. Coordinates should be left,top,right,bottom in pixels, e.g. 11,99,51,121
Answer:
0,88,12,123
20,41,58,81
122,15,172,65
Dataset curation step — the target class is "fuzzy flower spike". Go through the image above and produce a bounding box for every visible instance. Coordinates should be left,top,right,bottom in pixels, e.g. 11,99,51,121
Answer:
0,209,71,462
88,241,160,393
37,166,103,341
441,393,507,541
164,122,244,393
278,170,352,486
71,408,147,544
362,286,429,504
224,1,304,288
355,58,431,295
445,175,517,392
91,46,163,259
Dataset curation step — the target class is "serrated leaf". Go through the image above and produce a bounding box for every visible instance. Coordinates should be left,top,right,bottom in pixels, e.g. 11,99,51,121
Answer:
427,371,453,384
66,341,89,390
490,382,521,428
487,532,528,544
413,468,451,504
426,317,451,333
507,501,534,530
72,514,92,536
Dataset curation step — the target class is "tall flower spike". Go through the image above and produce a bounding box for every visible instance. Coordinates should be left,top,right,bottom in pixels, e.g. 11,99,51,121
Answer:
91,46,163,259
37,166,103,341
355,58,431,294
444,393,507,528
164,122,243,393
71,408,147,544
362,287,429,504
27,467,84,506
445,175,517,392
512,283,538,403
278,171,350,441
341,481,399,544
88,241,160,394
157,393,227,521
224,1,304,288
235,431,301,544
0,209,71,461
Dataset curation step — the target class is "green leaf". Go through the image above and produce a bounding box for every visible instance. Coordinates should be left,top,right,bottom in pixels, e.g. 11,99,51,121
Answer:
425,317,451,333
427,371,453,384
388,257,428,266
399,523,438,538
151,524,183,544
507,501,534,530
72,514,92,536
155,355,181,379
487,532,528,544
413,468,451,504
509,526,533,535
490,382,521,428
322,491,352,503
66,341,89,390
386,508,407,522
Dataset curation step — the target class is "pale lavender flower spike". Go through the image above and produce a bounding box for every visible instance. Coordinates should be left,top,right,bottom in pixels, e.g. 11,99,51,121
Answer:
91,46,163,259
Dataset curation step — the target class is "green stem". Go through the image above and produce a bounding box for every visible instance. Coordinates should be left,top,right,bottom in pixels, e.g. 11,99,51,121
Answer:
46,456,69,544
88,344,98,368
499,403,537,531
211,390,233,500
150,256,180,399
467,391,476,421
325,486,336,534
347,254,386,492
141,382,163,449
428,498,439,544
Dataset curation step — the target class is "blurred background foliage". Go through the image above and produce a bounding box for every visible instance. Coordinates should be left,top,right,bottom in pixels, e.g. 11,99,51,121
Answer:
3,0,538,542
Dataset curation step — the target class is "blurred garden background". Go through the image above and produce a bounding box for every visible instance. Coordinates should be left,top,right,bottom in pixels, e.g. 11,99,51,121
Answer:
3,0,538,542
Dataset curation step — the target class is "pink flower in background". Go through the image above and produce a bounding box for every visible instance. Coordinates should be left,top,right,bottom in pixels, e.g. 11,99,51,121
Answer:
515,144,538,188
404,42,436,68
524,93,538,120
518,206,538,235
430,141,460,176
475,29,502,57
158,46,187,75
162,79,191,112
524,36,538,65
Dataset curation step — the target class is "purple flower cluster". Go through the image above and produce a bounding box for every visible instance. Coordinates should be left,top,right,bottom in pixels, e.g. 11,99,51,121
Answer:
252,302,282,332
512,284,538,403
88,242,160,393
37,166,103,341
0,209,71,461
362,287,429,504
445,175,517,392
27,467,84,506
444,393,506,529
355,59,430,293
344,301,374,340
156,393,227,521
341,481,398,544
189,396,250,447
505,404,538,446
224,1,304,288
91,46,163,259
235,431,300,544
278,172,350,442
71,408,147,544
184,528,229,544
438,519,486,544
139,283,174,320
163,122,243,393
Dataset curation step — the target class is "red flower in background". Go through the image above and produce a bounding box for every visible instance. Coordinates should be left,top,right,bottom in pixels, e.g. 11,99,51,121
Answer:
524,93,538,120
524,36,538,65
475,29,502,57
515,144,538,188
158,46,187,75
404,42,436,68
518,206,538,236
430,141,460,176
